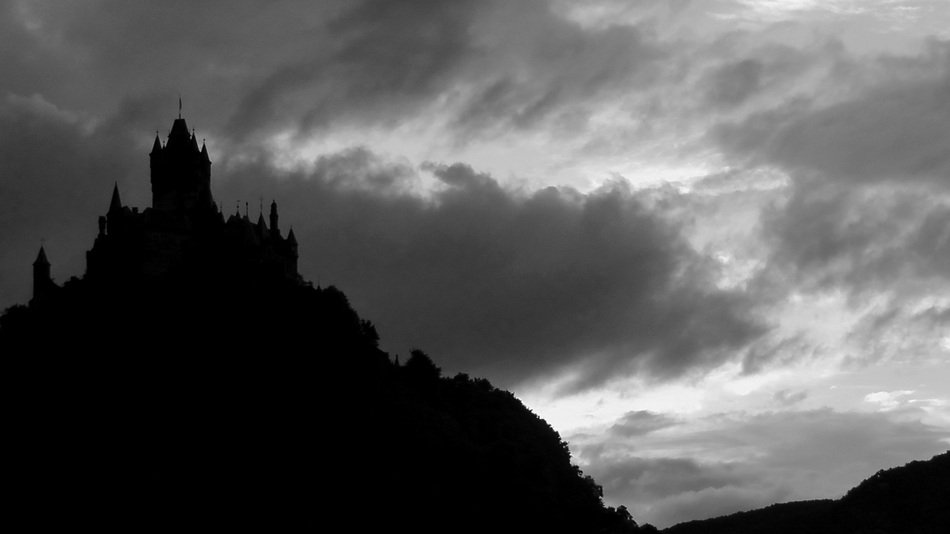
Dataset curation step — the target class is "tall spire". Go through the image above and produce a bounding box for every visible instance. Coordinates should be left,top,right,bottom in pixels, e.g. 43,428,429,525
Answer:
32,244,53,304
109,182,122,213
33,245,49,267
178,94,182,119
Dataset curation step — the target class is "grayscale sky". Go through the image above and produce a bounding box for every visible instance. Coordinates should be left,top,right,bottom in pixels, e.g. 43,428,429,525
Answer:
1,0,948,527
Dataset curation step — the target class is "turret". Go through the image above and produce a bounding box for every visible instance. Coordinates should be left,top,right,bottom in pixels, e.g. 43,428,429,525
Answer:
287,228,298,262
286,227,299,279
31,246,54,304
269,200,280,237
256,212,268,237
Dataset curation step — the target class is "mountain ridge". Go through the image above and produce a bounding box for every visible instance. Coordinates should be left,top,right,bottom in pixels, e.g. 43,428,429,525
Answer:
663,451,949,534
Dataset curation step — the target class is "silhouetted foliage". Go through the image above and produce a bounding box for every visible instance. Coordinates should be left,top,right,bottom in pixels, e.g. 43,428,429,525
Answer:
664,451,949,534
404,348,442,381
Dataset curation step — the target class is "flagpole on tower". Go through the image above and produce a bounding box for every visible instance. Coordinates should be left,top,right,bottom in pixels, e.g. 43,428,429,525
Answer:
178,95,182,119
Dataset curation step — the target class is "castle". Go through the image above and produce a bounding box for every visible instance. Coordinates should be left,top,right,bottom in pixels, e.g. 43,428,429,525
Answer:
31,113,300,304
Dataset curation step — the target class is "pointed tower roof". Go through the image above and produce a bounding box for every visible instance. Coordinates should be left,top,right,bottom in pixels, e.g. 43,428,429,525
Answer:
287,227,297,245
165,117,191,150
109,182,122,213
33,246,49,267
190,130,200,152
150,132,163,155
169,117,189,138
257,212,267,231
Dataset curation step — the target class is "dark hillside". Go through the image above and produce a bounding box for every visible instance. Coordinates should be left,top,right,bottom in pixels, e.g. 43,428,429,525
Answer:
664,451,949,534
2,271,647,533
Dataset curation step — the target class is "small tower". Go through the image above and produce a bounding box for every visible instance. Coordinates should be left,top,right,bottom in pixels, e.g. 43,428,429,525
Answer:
286,227,299,279
32,246,54,304
256,212,268,238
287,228,298,252
269,200,280,237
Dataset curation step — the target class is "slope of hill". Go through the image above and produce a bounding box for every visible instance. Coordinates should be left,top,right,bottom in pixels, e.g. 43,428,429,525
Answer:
664,451,950,534
1,271,650,532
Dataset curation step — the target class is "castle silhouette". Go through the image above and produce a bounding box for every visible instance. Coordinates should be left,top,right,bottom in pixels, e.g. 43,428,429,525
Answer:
31,113,300,304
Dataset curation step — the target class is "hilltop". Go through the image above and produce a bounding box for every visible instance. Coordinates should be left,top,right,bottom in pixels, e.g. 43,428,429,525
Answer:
2,271,651,532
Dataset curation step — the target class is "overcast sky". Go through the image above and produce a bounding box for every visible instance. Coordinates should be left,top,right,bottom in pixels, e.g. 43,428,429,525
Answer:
1,0,948,527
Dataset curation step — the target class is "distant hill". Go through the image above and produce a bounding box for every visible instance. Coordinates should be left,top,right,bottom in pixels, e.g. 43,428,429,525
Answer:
1,272,651,532
664,451,950,534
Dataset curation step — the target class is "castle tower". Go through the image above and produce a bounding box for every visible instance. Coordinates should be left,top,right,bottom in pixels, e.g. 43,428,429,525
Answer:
149,115,214,214
82,110,302,286
269,200,280,237
32,246,54,304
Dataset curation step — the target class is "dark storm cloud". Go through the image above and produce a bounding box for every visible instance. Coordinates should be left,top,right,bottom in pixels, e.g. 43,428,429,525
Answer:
609,410,680,437
713,40,950,183
702,40,950,356
230,0,666,141
213,154,764,390
748,177,950,366
2,0,666,144
705,58,764,107
448,11,663,137
761,180,950,293
229,0,482,137
576,408,950,528
0,94,146,306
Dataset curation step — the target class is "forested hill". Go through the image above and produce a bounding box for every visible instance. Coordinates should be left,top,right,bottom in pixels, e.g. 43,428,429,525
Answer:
664,451,950,534
1,271,653,532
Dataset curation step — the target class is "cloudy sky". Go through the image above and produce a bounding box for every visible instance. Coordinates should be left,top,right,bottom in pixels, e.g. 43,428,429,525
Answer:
2,0,949,527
